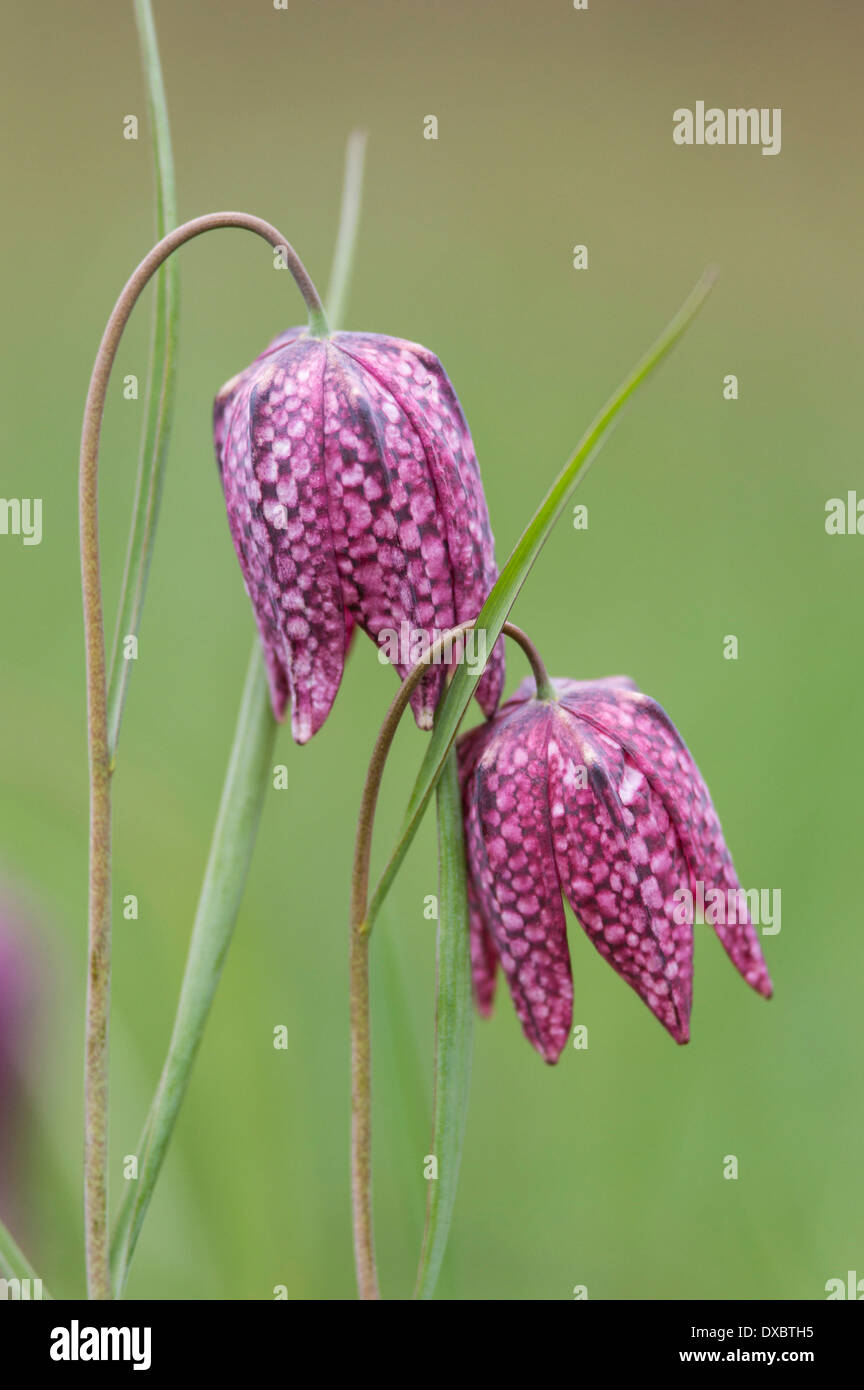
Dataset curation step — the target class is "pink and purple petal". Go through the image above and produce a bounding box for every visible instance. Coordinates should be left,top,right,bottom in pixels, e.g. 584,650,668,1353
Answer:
335,333,505,716
462,796,500,1016
218,340,349,743
466,704,573,1063
323,341,456,726
557,684,772,1000
546,708,692,1043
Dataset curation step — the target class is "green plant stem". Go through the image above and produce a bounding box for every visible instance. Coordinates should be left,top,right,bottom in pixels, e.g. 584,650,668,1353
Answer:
349,924,379,1300
367,266,719,933
105,129,369,1295
80,211,323,1300
326,129,367,332
109,644,276,1294
107,0,179,762
347,624,474,1302
414,742,473,1300
348,620,545,1299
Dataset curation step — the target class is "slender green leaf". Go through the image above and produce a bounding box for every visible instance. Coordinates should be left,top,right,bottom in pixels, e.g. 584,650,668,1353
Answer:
368,267,718,930
414,745,474,1299
369,915,430,1273
107,0,179,758
326,129,367,332
0,1214,51,1298
110,644,277,1294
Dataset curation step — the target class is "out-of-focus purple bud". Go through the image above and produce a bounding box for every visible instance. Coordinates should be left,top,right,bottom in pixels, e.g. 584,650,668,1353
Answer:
0,907,32,1214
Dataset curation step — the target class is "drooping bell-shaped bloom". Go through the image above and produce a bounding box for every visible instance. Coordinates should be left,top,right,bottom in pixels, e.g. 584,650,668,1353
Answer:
458,675,772,1063
214,328,504,743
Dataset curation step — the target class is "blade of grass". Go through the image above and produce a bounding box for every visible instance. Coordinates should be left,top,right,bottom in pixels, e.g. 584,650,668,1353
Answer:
0,1214,51,1297
326,129,367,332
367,266,718,932
110,643,276,1294
369,914,430,1274
107,0,179,760
413,744,473,1300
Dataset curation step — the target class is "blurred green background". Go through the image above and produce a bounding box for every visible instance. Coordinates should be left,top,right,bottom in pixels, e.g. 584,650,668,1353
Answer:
1,0,860,1300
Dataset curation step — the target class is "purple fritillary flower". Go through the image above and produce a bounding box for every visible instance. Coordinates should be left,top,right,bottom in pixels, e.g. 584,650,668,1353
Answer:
214,329,504,744
458,676,772,1063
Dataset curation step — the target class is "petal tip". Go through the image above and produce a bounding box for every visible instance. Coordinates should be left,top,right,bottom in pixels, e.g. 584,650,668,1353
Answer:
269,686,289,725
667,1012,691,1045
540,1037,567,1065
291,712,312,745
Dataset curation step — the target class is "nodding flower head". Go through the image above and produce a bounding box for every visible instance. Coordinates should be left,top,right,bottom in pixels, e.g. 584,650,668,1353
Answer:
458,675,772,1063
214,329,504,744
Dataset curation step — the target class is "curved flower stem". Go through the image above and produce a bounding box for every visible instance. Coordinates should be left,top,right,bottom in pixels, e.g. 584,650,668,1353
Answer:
349,619,550,1299
80,212,325,1301
514,627,554,700
106,126,369,1296
349,928,379,1299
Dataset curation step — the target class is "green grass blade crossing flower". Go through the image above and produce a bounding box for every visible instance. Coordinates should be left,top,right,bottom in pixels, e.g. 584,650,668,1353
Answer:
367,267,718,933
413,744,474,1299
107,0,179,760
